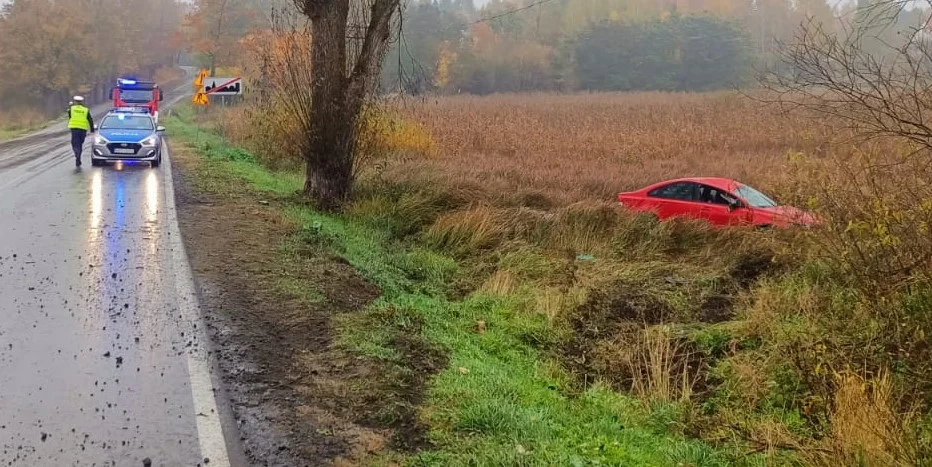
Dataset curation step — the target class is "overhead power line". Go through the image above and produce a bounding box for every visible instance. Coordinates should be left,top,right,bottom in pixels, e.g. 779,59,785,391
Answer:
470,0,561,25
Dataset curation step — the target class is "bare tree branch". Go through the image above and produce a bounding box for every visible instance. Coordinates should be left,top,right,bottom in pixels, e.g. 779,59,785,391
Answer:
757,1,932,293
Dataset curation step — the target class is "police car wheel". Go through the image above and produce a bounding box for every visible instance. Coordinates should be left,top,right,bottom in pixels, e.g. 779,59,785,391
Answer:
151,156,161,168
91,159,104,167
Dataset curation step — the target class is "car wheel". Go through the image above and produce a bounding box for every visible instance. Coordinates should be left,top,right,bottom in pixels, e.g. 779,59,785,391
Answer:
151,153,161,168
91,159,104,167
755,224,773,232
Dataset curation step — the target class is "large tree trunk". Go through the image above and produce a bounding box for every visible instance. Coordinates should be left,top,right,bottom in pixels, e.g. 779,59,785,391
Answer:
297,0,400,210
304,116,356,208
304,0,356,210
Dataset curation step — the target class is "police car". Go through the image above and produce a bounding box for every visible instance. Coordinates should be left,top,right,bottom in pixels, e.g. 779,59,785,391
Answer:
91,107,164,167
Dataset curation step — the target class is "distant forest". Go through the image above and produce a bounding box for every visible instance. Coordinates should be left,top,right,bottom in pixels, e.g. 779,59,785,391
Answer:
380,0,928,94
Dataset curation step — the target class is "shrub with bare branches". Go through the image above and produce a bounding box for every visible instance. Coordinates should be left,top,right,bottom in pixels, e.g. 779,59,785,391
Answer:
760,2,932,295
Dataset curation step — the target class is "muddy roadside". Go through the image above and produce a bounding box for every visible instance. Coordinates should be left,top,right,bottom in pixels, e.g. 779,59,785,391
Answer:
168,142,403,466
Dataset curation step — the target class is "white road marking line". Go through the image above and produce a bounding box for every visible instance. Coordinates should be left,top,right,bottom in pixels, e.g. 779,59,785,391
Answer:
162,143,232,466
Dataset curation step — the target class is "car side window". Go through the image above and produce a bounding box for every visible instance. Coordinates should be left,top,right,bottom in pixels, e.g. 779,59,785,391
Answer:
697,184,738,206
648,182,697,201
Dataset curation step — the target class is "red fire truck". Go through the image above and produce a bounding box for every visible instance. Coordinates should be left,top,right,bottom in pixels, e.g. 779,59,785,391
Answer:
111,78,164,122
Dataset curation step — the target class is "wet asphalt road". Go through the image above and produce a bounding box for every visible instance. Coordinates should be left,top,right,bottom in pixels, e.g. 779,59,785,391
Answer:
0,92,236,465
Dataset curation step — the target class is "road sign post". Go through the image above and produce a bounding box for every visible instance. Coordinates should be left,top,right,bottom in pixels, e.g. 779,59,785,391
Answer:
192,69,210,108
191,69,210,144
192,91,209,106
193,69,208,89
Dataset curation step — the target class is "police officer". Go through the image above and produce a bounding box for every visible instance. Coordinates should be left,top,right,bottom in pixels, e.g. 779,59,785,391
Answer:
67,96,94,167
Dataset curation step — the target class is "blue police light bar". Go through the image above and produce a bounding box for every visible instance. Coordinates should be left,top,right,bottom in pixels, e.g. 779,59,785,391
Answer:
115,78,156,90
111,106,150,114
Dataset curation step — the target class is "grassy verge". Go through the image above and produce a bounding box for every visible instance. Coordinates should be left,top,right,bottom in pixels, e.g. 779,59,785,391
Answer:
0,118,53,141
165,105,766,465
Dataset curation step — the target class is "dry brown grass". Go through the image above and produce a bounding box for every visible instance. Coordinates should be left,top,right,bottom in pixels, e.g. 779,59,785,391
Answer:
384,92,829,207
0,108,47,135
422,205,517,255
629,325,699,404
802,370,922,467
479,269,515,296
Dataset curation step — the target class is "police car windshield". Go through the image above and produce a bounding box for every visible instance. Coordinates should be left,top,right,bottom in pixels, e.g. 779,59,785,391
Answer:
101,115,153,131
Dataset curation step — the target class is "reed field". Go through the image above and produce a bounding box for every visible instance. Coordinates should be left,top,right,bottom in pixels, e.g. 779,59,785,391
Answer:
378,92,831,207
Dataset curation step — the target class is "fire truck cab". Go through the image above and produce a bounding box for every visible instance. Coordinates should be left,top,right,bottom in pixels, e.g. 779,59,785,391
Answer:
111,78,164,123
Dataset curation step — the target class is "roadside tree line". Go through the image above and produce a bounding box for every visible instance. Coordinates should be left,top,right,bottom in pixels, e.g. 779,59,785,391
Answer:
0,0,186,115
382,0,927,94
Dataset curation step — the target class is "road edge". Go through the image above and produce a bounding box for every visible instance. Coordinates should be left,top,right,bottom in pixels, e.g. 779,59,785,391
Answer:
162,142,244,466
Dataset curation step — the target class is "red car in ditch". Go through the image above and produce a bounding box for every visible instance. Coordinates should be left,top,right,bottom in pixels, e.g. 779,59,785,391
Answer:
617,177,818,228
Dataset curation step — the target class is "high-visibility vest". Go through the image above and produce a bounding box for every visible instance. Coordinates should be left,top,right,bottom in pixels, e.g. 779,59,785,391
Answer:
68,105,90,131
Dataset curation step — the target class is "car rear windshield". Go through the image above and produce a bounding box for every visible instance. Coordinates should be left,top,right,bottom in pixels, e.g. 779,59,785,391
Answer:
101,115,153,131
735,184,778,208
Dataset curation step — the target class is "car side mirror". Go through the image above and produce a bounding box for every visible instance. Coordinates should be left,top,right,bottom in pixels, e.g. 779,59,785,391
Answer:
93,125,99,131
156,126,166,132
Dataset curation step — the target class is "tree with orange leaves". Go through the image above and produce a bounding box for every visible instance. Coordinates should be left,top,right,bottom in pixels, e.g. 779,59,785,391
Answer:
0,0,186,113
183,0,269,76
